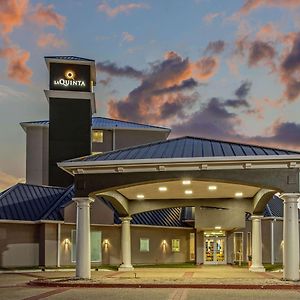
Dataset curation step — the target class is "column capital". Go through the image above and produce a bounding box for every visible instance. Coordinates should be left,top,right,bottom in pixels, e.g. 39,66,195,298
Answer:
251,215,264,220
120,216,132,223
73,197,95,207
280,193,300,203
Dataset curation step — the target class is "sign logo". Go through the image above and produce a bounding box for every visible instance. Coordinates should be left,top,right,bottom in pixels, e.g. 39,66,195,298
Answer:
54,70,86,88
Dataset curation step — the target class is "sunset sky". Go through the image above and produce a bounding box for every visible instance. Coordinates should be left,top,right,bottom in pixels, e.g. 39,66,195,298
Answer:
1,0,300,190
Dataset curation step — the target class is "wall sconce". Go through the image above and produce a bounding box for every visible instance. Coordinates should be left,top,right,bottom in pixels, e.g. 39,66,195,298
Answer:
63,238,71,251
162,240,167,253
103,239,109,250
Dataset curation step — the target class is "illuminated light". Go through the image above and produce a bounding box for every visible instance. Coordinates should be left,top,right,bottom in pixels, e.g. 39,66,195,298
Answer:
235,192,243,198
182,180,191,185
65,70,75,80
208,185,217,191
215,226,221,230
185,190,193,195
159,186,167,192
137,194,145,199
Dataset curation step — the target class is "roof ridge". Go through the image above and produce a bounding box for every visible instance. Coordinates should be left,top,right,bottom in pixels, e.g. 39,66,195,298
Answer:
66,136,182,162
40,185,74,220
0,183,20,200
17,182,66,190
20,117,170,131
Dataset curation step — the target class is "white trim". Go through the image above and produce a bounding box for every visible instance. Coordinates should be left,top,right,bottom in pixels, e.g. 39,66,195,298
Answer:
57,223,61,268
58,155,300,175
271,221,274,265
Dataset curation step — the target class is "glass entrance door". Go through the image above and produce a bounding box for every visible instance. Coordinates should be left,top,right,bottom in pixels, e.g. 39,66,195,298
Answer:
204,236,226,264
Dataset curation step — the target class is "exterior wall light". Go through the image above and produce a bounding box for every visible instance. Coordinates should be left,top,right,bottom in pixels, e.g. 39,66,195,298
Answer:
103,239,109,251
208,185,217,191
182,180,191,185
159,186,167,192
235,192,243,198
63,238,71,251
185,190,193,195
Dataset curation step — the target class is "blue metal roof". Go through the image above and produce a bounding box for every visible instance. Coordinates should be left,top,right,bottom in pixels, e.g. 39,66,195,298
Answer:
44,56,94,62
67,136,300,162
20,117,170,132
0,183,67,221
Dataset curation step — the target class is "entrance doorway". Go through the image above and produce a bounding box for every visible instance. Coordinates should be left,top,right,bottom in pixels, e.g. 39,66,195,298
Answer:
204,231,226,264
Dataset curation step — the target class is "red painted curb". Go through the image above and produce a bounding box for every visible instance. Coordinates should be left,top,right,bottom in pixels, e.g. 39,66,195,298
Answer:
27,280,300,290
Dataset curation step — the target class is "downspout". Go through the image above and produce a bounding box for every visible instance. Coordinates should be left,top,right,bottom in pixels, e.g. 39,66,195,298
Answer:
57,223,61,268
271,220,274,265
112,129,116,150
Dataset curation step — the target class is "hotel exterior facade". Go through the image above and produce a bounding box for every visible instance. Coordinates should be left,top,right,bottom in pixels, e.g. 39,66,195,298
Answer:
0,56,299,281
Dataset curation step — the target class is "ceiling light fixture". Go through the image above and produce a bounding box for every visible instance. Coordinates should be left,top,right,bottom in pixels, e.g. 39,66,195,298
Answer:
208,185,217,191
137,194,145,199
185,190,193,195
215,226,221,230
182,180,191,185
159,186,167,192
235,192,243,198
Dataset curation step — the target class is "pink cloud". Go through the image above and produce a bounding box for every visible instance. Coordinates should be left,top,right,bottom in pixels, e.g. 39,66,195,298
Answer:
0,0,29,36
98,2,149,17
239,0,300,15
30,3,66,30
122,31,135,42
0,46,32,84
37,33,66,48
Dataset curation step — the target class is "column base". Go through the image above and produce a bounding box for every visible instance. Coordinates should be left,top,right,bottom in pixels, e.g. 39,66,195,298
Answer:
249,265,265,272
118,264,134,271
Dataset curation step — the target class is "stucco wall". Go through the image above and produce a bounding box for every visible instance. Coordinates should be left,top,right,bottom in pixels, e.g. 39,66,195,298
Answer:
0,223,39,268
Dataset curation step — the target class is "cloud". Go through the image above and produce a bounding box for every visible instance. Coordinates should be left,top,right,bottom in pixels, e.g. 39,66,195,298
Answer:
30,3,66,30
99,77,112,86
122,31,135,42
248,40,276,67
0,46,32,83
96,61,144,79
37,33,66,48
0,170,24,192
0,0,28,37
203,12,222,23
98,2,149,17
235,80,252,98
107,51,219,124
204,40,226,55
278,32,300,101
239,0,300,15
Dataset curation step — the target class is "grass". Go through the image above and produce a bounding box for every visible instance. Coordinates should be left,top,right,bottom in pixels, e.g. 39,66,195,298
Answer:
263,264,282,271
133,262,196,268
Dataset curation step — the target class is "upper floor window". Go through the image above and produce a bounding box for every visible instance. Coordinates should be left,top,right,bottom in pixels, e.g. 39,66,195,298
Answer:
92,130,103,143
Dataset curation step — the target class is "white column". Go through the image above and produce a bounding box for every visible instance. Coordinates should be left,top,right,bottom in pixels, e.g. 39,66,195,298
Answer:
119,216,134,271
249,215,265,272
73,197,94,279
57,223,61,268
281,193,300,281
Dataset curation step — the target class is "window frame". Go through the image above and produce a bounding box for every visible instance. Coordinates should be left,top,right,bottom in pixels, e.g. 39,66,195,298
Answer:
139,238,150,252
171,239,180,253
92,130,104,143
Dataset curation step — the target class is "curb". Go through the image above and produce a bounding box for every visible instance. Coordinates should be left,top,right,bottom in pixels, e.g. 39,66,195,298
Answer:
28,280,300,290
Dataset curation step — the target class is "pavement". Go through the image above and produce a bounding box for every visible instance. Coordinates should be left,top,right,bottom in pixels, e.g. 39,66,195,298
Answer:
0,266,300,300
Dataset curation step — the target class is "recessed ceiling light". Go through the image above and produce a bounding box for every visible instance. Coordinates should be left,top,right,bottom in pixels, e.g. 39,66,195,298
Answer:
137,194,145,199
208,185,217,191
215,226,221,230
235,192,243,198
185,190,193,195
182,180,191,185
158,186,167,192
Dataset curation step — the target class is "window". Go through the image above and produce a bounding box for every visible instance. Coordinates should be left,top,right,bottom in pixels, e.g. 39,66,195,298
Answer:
71,230,102,262
189,233,195,260
234,232,243,261
92,130,103,143
172,239,180,252
140,238,149,252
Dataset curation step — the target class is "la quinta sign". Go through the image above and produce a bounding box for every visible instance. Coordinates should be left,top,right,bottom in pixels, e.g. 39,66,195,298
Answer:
54,70,86,88
49,62,91,92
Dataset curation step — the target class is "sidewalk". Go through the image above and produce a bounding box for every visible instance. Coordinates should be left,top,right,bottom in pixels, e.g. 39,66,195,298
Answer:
23,266,300,290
